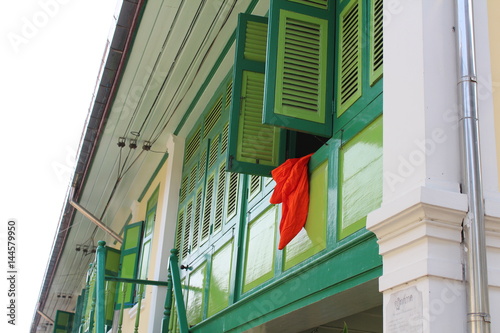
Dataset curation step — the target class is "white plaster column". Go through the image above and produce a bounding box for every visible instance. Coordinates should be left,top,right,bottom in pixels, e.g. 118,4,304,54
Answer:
147,134,185,333
368,0,500,331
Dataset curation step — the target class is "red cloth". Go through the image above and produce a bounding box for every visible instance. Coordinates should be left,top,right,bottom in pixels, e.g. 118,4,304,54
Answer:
270,153,313,250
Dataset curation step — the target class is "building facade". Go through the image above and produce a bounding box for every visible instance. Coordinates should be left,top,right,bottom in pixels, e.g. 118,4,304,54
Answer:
32,0,500,332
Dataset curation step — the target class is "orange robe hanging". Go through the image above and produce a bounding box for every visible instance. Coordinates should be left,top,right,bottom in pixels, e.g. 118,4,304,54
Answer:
270,153,313,250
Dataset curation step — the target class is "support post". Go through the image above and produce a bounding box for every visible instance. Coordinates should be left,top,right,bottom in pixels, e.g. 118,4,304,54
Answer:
162,270,174,333
169,249,190,333
95,241,106,333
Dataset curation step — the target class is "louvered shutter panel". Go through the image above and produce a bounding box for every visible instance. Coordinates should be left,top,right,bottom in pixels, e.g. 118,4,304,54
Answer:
104,247,120,327
208,134,220,169
182,200,193,259
175,211,184,254
185,127,201,164
264,0,334,137
228,14,286,177
53,310,74,333
226,172,239,220
199,148,207,182
192,188,203,250
204,95,223,138
72,290,85,333
369,0,383,85
116,221,143,308
337,0,362,116
214,162,227,232
201,174,215,242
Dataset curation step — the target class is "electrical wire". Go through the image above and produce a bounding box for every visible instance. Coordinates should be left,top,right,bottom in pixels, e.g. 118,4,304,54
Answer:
120,0,186,139
149,0,237,145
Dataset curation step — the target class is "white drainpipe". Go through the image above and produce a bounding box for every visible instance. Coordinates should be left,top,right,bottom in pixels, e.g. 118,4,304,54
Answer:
454,0,491,331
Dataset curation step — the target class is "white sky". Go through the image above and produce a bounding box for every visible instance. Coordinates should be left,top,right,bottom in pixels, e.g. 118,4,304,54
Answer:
0,0,119,332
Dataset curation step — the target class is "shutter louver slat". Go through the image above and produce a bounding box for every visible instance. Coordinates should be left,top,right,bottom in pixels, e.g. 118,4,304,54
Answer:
182,202,193,259
370,0,383,85
199,148,207,182
192,189,202,250
185,127,201,164
175,211,184,254
221,123,229,155
225,81,233,110
244,21,268,62
189,165,197,193
249,175,261,200
208,135,220,169
204,96,223,138
214,163,226,232
179,176,188,203
226,172,239,220
237,72,279,165
281,17,322,115
337,0,362,116
202,175,214,242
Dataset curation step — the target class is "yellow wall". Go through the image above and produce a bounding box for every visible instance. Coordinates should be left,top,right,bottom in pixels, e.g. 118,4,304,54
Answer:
488,0,500,189
119,161,168,332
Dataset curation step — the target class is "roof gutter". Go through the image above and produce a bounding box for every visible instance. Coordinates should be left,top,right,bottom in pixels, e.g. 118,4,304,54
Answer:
454,0,491,331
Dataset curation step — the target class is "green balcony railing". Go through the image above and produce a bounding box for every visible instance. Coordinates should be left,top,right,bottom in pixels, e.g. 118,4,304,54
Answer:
72,241,189,333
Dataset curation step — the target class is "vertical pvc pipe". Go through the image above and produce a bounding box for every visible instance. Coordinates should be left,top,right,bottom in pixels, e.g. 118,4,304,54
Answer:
454,1,491,332
95,241,106,333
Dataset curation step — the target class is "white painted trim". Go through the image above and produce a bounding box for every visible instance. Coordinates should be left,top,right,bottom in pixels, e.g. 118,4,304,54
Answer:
147,134,185,333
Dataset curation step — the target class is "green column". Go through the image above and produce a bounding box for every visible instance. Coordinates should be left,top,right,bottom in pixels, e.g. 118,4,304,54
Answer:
162,270,173,333
169,249,189,333
96,240,106,333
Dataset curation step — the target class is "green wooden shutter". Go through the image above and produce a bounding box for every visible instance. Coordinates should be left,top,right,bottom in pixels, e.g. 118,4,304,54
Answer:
175,210,184,254
226,172,239,220
214,162,227,233
179,175,188,203
53,310,74,333
249,174,261,200
264,0,334,137
208,134,220,169
104,247,120,327
369,0,383,85
185,126,201,164
337,0,362,116
228,13,286,177
201,173,215,242
71,290,85,333
116,221,143,308
199,147,207,182
183,200,193,259
192,187,203,251
335,0,383,127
